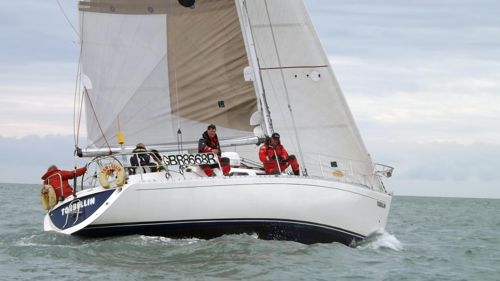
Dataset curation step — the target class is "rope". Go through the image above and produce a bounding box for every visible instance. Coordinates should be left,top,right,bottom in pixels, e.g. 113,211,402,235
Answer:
262,0,308,175
55,0,80,39
76,88,85,146
177,128,183,154
273,149,282,173
73,12,84,147
171,17,182,135
83,87,112,153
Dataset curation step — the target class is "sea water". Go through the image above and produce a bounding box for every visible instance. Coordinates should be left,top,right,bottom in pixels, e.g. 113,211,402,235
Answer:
1,183,499,281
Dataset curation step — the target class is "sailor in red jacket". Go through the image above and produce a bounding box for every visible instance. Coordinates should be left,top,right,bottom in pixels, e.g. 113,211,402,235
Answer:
259,133,300,175
198,124,230,176
41,165,87,200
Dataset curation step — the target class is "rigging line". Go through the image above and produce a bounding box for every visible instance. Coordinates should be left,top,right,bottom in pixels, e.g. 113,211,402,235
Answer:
76,87,85,146
75,72,81,146
54,0,80,39
173,43,181,132
73,11,85,147
262,0,308,175
241,0,274,134
73,41,84,147
177,129,183,154
172,38,183,152
83,87,112,152
73,56,82,146
72,65,79,145
169,2,181,132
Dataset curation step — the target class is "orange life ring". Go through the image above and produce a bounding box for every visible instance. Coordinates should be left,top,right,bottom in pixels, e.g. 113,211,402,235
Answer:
99,163,125,188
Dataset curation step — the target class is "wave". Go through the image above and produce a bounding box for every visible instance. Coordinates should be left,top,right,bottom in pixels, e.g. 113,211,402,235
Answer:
356,229,403,251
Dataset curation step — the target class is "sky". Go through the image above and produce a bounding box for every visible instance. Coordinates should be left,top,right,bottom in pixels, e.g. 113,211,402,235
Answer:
1,0,499,198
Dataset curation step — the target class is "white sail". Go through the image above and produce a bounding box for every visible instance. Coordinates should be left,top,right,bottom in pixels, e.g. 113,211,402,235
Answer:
242,0,382,190
79,0,258,149
78,0,382,190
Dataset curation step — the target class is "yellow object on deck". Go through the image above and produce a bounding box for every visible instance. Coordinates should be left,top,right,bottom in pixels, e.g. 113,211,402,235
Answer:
117,131,125,145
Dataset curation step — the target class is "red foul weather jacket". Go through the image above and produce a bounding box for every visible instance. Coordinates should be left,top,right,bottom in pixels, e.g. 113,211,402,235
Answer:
259,143,291,174
41,167,87,199
198,131,230,176
198,131,221,155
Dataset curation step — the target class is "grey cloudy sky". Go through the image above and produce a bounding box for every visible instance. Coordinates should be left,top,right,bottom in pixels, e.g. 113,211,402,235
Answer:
1,0,499,198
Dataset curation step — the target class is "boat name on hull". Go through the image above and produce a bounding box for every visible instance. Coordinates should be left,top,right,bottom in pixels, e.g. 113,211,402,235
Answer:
61,197,96,216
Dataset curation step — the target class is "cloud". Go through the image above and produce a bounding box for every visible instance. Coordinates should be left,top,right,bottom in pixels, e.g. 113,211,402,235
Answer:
0,135,81,184
328,54,500,145
0,1,79,65
0,61,80,138
307,0,500,61
0,1,80,138
369,140,500,181
367,140,500,199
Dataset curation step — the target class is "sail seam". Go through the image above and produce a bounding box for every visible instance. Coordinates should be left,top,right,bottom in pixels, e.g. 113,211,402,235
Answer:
260,65,328,70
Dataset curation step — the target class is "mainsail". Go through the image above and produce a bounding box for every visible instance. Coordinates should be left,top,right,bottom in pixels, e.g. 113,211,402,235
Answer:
79,0,258,149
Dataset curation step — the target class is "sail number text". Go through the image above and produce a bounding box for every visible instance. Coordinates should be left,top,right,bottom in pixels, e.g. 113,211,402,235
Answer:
165,153,217,166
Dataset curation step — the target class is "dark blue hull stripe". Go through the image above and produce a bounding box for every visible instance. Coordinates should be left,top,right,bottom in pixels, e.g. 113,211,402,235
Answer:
75,218,365,245
49,189,115,230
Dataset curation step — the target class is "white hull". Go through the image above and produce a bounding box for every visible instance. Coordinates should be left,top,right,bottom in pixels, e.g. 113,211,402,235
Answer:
44,173,391,245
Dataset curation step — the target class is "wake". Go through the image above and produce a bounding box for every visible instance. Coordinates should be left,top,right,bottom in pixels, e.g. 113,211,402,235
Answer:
356,229,403,251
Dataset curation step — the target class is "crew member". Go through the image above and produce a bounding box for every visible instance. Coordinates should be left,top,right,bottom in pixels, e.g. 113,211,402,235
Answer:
259,132,300,175
41,165,87,200
129,143,151,175
198,124,230,176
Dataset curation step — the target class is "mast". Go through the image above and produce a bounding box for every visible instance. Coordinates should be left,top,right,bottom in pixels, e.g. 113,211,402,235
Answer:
236,0,308,175
235,0,273,137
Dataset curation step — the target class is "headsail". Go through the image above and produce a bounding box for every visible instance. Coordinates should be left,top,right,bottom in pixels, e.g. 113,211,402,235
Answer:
79,0,258,149
242,0,382,189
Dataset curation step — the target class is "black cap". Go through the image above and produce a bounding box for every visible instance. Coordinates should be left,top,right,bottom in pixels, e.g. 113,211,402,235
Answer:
271,132,280,139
